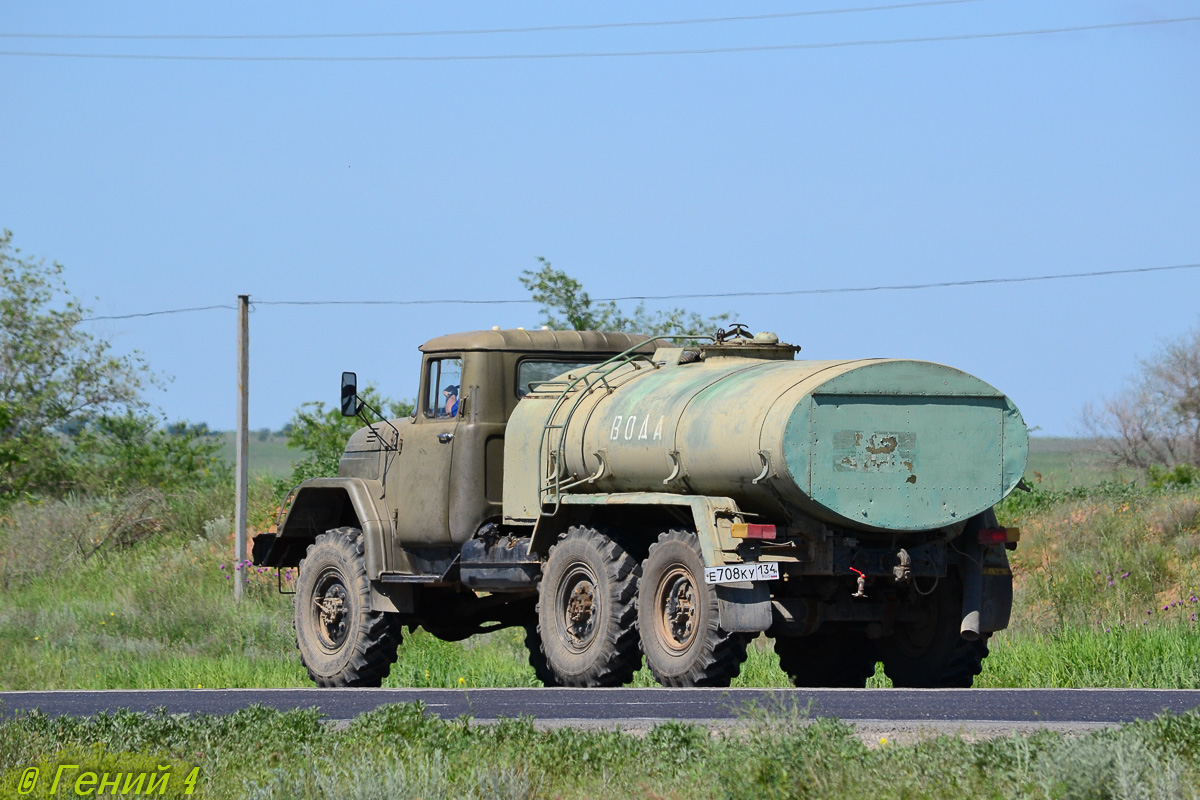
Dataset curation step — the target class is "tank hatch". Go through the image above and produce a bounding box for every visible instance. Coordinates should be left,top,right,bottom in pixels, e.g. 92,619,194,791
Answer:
700,326,800,361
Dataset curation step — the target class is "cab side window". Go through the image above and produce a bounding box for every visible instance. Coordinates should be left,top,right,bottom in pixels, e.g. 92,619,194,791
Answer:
516,359,601,397
425,357,463,419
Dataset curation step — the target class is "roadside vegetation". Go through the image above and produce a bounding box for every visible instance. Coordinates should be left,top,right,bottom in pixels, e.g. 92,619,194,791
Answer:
5,702,1200,798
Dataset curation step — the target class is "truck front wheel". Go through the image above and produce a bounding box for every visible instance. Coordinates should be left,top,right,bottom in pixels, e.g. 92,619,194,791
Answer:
637,531,749,687
536,526,642,687
294,527,401,687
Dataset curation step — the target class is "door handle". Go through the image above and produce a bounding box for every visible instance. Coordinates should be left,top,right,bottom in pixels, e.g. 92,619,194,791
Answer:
437,432,454,444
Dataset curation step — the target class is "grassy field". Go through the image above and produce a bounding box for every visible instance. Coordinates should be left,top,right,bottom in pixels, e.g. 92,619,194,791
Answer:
2,435,1196,692
212,432,301,479
1,467,1198,691
1025,437,1139,489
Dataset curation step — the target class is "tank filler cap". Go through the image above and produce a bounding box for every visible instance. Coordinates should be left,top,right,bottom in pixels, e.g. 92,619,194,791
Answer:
701,326,800,360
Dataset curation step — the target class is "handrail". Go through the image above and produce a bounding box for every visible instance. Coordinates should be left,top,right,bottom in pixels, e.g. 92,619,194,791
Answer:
535,334,710,516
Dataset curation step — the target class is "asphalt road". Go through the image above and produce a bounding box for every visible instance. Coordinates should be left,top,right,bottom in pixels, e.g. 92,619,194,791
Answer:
2,688,1199,725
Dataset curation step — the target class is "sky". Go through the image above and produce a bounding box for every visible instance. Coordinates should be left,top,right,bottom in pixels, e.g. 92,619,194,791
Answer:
2,1,1198,435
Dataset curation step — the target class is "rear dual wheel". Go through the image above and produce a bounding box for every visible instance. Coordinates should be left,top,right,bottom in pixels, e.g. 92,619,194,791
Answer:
535,528,748,687
774,629,878,688
637,531,749,687
878,574,989,688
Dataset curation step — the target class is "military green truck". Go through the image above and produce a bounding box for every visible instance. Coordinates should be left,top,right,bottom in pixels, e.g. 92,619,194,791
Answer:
252,326,1026,689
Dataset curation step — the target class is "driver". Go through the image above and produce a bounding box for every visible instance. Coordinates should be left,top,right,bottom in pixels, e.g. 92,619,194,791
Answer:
442,384,459,418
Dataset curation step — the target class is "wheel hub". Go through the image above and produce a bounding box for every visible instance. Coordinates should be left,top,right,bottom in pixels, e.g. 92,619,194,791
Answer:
562,572,597,650
313,573,350,650
657,568,698,652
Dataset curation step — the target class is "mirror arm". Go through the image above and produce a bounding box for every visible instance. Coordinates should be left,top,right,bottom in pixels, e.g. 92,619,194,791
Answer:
353,395,402,453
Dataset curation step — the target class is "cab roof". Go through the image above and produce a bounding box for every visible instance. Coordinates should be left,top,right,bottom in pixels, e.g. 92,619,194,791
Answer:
420,329,652,354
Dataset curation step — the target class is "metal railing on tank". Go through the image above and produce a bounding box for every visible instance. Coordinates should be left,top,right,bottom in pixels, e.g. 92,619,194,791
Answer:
533,334,711,516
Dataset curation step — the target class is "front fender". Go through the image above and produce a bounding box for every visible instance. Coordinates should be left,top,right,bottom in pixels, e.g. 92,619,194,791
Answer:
253,477,390,579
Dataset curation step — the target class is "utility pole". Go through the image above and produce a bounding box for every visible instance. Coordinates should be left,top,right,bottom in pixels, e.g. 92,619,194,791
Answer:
234,294,250,602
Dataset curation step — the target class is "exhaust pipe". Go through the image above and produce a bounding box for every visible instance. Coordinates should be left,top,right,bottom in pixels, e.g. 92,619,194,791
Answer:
959,536,983,641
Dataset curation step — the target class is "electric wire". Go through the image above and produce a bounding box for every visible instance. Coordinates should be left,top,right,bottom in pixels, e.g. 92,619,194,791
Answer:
4,16,1199,62
80,261,1200,321
0,0,986,41
84,304,237,321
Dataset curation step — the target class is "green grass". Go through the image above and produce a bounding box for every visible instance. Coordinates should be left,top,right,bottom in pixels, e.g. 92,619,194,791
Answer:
4,439,1198,797
4,703,1200,799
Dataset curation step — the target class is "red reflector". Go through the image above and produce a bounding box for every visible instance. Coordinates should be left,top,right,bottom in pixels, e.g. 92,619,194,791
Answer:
731,523,778,540
977,528,1008,545
746,524,777,541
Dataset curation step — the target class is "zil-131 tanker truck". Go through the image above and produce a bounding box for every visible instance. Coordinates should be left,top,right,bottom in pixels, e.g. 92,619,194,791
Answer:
252,325,1026,689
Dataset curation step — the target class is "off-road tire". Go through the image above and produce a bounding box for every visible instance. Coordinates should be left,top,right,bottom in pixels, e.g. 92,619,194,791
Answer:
536,526,642,687
877,574,989,688
773,629,878,688
637,531,749,687
523,625,561,687
294,527,401,687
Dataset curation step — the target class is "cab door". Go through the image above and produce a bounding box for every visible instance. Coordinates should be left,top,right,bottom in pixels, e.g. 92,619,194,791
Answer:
389,355,462,545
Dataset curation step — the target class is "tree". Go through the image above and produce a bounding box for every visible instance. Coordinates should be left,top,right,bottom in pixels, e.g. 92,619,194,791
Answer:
519,258,731,337
1083,320,1200,470
1,231,149,498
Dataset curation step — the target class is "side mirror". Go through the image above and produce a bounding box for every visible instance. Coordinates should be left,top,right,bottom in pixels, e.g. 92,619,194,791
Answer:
340,372,359,417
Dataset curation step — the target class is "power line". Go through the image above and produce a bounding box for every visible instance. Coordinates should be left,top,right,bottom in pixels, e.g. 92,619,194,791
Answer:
3,16,1198,62
84,304,236,321
0,1,985,41
599,261,1200,302
80,262,1200,320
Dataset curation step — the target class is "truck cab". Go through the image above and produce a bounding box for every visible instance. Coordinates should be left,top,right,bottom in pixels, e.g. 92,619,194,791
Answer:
256,329,648,577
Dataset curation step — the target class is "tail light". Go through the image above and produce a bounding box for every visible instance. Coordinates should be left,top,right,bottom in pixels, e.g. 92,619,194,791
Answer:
977,527,1012,546
731,523,777,541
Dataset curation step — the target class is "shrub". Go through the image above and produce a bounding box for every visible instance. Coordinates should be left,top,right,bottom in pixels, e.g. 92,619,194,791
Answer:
1148,463,1198,489
68,413,228,494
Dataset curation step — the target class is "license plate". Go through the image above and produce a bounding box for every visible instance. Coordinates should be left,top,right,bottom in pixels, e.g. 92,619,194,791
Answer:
703,562,780,585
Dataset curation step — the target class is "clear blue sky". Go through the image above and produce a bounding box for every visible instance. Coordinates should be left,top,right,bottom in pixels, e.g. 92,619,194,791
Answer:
2,1,1197,435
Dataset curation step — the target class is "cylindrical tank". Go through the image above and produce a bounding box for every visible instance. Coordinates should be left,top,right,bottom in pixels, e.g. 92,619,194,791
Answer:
511,341,1027,533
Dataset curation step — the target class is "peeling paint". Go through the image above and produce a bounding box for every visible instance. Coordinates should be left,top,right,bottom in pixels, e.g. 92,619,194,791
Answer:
833,430,916,473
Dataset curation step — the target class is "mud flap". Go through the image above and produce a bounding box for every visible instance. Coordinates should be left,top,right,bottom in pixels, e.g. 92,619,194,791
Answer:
980,568,1013,632
370,582,414,614
716,581,772,633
